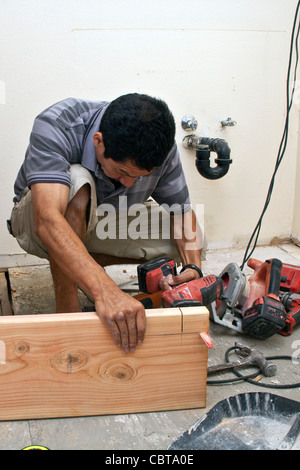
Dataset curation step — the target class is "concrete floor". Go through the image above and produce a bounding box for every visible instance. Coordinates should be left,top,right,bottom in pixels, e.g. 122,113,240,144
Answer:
2,243,300,450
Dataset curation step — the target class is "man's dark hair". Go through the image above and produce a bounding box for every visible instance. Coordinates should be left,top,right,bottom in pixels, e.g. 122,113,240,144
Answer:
99,93,176,171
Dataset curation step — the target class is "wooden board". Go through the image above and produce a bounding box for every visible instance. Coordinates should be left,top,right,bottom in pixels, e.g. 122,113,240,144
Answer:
0,307,209,420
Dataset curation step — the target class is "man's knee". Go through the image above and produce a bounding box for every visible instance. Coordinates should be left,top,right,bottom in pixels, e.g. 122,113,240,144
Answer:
67,183,91,222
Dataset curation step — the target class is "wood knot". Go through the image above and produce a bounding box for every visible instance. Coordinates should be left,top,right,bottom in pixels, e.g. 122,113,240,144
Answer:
98,361,137,383
50,349,88,374
15,342,29,357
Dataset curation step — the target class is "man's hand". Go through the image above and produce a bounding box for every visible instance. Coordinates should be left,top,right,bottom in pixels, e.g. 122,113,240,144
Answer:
94,287,146,353
159,267,201,291
159,209,202,291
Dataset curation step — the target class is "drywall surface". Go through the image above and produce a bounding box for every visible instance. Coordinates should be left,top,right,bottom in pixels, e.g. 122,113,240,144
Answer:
292,108,300,240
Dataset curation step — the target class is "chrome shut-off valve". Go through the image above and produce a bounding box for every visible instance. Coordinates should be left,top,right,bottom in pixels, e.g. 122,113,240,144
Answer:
181,115,198,131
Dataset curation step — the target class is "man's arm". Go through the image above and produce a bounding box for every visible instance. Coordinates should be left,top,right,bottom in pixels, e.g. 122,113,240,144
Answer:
160,209,202,290
31,182,146,353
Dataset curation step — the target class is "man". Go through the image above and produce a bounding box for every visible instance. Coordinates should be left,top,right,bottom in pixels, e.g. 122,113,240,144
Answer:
9,93,202,353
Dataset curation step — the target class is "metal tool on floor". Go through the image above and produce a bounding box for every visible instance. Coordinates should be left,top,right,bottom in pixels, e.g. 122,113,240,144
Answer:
207,342,277,377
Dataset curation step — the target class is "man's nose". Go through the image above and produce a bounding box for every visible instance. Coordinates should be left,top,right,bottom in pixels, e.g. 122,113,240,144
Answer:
120,176,136,187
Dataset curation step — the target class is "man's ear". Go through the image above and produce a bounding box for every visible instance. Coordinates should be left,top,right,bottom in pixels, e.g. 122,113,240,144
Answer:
93,132,104,148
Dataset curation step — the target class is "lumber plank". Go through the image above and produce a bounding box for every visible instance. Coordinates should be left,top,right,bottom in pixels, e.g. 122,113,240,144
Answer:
0,308,208,420
180,306,210,333
0,308,182,335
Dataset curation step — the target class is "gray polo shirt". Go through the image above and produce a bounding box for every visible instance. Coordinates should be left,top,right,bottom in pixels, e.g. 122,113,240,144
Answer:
13,98,191,214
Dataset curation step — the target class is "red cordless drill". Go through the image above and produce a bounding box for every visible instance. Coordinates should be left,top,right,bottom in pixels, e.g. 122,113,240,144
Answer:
137,257,177,293
136,257,223,309
242,258,287,340
161,275,223,308
278,293,300,336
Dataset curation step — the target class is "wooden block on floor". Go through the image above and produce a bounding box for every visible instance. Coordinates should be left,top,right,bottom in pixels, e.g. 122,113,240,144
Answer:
0,307,209,420
0,272,13,316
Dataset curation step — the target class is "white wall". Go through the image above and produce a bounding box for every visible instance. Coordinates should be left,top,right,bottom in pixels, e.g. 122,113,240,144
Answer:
292,109,300,240
0,0,299,258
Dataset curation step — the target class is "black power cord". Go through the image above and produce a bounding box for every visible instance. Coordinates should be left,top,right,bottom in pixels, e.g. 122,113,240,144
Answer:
207,345,300,389
240,1,300,271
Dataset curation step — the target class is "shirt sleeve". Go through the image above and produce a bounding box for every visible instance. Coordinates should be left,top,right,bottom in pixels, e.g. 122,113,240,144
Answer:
151,143,191,214
23,112,75,189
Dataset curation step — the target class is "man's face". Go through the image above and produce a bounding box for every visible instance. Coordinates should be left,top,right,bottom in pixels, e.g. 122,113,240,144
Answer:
93,132,153,188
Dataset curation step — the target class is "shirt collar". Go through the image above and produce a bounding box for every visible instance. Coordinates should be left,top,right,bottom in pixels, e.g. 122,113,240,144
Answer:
81,103,109,173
